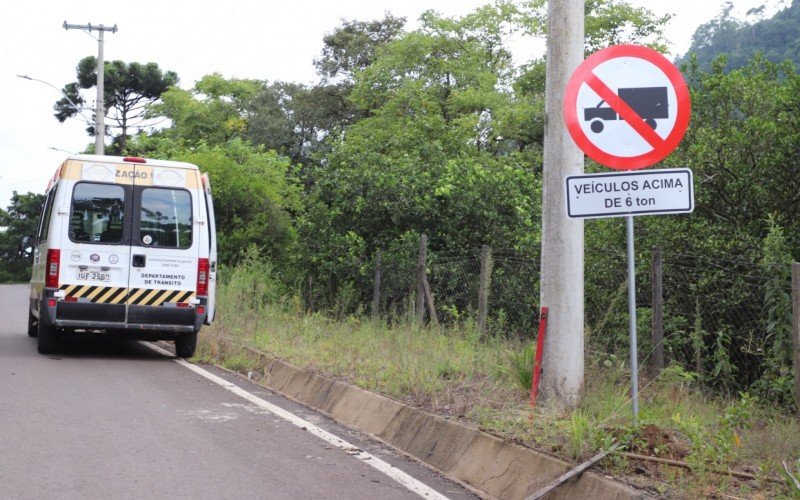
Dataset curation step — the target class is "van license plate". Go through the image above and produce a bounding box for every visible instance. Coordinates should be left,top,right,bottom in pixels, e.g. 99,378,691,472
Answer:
76,271,110,282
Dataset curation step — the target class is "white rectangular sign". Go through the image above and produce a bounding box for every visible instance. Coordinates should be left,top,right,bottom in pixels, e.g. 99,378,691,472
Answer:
565,168,693,219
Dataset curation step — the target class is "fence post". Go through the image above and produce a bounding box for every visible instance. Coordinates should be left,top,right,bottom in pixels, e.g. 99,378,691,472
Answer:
416,234,428,326
792,262,800,418
307,274,314,312
423,272,439,327
478,245,493,336
651,246,664,375
372,249,382,321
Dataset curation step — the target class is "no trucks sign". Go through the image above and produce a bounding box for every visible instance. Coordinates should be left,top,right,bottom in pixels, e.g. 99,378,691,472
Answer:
563,44,691,170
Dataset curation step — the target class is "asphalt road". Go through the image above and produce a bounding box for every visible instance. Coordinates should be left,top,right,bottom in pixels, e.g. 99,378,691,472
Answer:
0,284,475,500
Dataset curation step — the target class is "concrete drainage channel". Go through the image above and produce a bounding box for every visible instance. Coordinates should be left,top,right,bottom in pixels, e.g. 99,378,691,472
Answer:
214,340,651,500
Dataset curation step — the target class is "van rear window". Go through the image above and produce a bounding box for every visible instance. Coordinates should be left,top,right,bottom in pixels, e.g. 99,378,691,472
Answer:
70,183,125,244
139,188,192,249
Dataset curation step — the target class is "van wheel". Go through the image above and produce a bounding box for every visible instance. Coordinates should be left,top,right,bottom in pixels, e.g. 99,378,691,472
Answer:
28,310,38,337
175,333,197,358
37,320,60,354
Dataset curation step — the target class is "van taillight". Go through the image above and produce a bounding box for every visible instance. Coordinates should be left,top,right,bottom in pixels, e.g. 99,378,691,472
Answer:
46,249,61,288
197,258,209,296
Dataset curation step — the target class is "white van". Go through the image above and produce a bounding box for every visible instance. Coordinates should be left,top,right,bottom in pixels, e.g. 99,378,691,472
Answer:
23,155,217,357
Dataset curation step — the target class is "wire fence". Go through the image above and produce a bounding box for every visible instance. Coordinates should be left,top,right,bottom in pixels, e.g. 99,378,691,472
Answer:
334,238,797,408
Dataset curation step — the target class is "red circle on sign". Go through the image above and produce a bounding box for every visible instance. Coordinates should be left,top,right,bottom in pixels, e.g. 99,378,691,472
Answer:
563,44,691,170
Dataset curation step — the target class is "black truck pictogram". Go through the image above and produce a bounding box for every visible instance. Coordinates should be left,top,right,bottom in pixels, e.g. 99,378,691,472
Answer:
584,86,668,133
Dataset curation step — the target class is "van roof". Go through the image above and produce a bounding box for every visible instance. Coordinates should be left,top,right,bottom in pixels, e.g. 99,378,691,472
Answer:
66,154,199,171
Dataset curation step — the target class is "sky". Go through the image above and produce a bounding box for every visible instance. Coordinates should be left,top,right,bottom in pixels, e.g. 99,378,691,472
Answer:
0,0,785,209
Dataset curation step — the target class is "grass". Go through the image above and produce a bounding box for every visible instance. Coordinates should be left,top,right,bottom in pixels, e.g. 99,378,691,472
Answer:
195,261,800,498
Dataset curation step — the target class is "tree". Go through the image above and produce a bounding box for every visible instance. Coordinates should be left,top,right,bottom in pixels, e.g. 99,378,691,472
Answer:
582,0,671,54
152,73,261,147
125,136,301,267
291,0,672,313
248,14,408,165
245,82,359,166
678,1,800,71
54,57,178,154
296,3,538,312
0,192,45,283
315,14,407,84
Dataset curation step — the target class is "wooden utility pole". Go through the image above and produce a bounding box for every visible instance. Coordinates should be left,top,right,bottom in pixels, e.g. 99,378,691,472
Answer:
416,235,428,325
414,235,438,327
477,245,493,336
791,262,800,417
63,21,118,156
372,249,382,320
651,246,665,374
422,273,439,327
539,0,585,409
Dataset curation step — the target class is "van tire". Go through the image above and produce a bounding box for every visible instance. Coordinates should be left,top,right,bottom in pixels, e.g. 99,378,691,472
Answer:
37,320,59,354
175,333,197,358
28,310,38,337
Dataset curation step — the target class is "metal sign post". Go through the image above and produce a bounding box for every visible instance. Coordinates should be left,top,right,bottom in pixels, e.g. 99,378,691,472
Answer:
626,216,639,420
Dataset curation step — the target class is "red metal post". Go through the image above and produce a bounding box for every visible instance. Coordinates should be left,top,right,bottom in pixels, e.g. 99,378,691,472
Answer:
530,306,549,410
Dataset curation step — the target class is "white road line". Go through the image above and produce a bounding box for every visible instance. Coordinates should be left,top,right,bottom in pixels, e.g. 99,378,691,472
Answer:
143,342,450,500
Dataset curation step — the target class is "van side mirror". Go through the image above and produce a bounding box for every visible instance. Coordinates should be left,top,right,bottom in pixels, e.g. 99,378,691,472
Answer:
18,236,33,258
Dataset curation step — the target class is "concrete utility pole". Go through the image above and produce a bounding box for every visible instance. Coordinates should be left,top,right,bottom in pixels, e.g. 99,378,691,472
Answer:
63,21,118,156
539,0,585,409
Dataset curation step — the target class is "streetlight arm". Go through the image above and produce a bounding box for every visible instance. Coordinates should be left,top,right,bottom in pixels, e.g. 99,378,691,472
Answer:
17,74,94,125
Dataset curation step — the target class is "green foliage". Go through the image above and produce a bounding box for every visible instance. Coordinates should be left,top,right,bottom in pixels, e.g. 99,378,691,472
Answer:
783,458,800,494
710,327,737,396
315,14,407,82
217,246,287,313
679,1,800,72
567,410,592,459
677,55,800,237
125,134,301,269
152,74,261,147
583,0,671,53
178,141,300,267
500,343,535,391
297,5,544,312
131,1,673,324
55,57,178,153
751,217,795,409
0,192,45,283
676,392,755,467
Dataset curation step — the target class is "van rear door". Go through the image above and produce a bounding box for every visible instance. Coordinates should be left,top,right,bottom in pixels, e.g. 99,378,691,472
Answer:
59,166,131,323
126,163,198,326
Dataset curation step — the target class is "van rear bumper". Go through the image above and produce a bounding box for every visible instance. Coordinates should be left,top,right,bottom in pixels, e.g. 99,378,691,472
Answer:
40,296,205,335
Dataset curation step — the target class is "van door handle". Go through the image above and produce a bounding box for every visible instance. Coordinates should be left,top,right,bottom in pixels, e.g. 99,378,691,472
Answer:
132,254,146,268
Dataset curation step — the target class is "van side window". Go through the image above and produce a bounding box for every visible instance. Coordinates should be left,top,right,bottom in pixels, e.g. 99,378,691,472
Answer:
70,183,126,244
37,187,57,244
139,188,192,249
